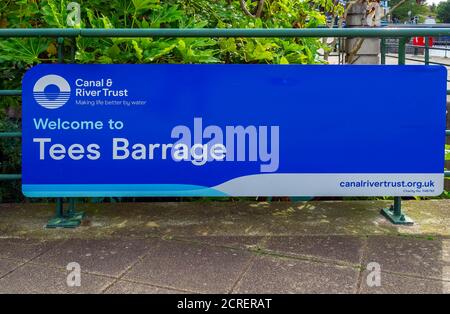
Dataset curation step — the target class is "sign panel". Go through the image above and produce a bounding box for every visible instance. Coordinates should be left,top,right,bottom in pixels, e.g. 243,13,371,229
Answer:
22,64,447,197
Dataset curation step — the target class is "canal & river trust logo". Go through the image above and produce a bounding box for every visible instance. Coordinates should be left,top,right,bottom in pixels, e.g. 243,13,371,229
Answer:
33,74,71,109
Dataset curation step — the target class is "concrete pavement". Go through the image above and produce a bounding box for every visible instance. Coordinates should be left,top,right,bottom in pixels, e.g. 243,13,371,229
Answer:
0,200,449,293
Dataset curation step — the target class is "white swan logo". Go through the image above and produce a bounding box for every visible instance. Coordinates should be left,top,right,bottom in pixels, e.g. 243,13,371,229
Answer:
33,74,71,109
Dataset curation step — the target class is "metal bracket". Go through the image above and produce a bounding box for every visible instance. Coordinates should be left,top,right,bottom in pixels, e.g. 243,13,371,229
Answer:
381,197,414,225
46,198,85,228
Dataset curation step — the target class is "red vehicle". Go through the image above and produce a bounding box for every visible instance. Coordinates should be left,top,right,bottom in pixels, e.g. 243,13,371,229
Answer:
412,36,434,47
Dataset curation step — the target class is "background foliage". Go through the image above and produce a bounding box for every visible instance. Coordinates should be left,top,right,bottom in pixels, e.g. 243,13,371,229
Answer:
436,0,450,23
389,0,430,23
0,0,341,202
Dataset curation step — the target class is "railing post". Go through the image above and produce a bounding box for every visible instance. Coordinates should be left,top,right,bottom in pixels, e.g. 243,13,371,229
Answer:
67,197,85,221
380,38,386,65
398,37,406,65
70,37,76,63
46,36,85,228
381,37,413,225
338,37,341,64
47,197,83,228
424,36,429,65
57,37,64,63
56,197,64,217
381,197,414,225
393,197,402,216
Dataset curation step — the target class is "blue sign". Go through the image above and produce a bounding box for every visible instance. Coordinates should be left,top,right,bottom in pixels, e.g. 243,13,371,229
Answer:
22,64,447,197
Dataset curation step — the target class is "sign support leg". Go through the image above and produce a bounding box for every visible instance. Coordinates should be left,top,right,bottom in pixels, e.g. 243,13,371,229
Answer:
44,37,84,228
381,197,414,225
46,198,84,228
67,198,85,220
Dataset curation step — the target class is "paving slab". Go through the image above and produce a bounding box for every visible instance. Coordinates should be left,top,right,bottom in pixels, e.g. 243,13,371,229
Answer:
263,236,365,265
363,236,450,281
104,280,187,294
123,239,253,293
0,258,22,278
177,236,264,251
33,238,157,277
233,255,359,294
0,263,113,294
0,238,59,261
359,271,449,294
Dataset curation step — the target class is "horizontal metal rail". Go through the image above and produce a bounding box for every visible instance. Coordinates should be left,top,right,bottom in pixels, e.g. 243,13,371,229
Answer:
0,132,21,138
386,24,450,28
3,170,449,179
4,89,450,95
385,54,450,66
385,43,450,51
0,28,450,38
0,174,21,180
406,44,450,52
1,130,449,178
0,90,21,96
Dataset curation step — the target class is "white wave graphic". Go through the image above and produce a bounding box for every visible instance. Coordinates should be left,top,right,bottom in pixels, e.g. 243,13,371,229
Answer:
211,173,444,196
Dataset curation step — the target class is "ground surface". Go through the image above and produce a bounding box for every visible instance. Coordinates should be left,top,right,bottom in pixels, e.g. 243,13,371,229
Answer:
0,200,449,294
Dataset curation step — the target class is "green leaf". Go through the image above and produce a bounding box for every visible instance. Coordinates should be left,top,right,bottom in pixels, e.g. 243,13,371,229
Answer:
132,0,160,14
107,45,121,59
132,40,143,61
0,38,51,64
279,56,289,64
143,43,176,62
219,38,237,53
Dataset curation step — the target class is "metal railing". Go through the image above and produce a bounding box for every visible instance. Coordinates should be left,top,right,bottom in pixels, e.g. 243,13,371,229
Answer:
1,27,450,182
382,40,450,69
0,27,450,37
